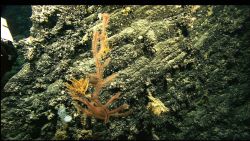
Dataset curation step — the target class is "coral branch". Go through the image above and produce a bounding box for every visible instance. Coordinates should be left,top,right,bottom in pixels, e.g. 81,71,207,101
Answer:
105,92,121,107
102,73,118,86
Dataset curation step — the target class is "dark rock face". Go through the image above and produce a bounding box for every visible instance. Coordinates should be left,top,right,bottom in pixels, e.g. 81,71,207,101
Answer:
1,5,32,40
1,6,31,91
1,5,250,140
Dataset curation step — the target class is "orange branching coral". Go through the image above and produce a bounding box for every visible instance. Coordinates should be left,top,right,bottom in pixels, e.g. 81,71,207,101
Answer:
66,13,132,124
89,15,118,102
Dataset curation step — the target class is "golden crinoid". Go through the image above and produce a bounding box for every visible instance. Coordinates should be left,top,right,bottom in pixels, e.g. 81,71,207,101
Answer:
65,77,89,97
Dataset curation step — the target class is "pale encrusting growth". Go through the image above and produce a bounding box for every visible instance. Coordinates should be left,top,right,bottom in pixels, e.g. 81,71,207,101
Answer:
147,90,169,116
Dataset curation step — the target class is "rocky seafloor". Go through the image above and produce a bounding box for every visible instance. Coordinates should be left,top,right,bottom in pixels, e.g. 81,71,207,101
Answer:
1,5,250,140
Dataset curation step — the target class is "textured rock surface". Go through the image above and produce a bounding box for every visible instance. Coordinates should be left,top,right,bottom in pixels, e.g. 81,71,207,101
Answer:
1,5,250,140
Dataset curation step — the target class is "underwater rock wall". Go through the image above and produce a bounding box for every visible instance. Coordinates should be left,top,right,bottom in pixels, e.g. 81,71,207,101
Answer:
1,5,250,140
